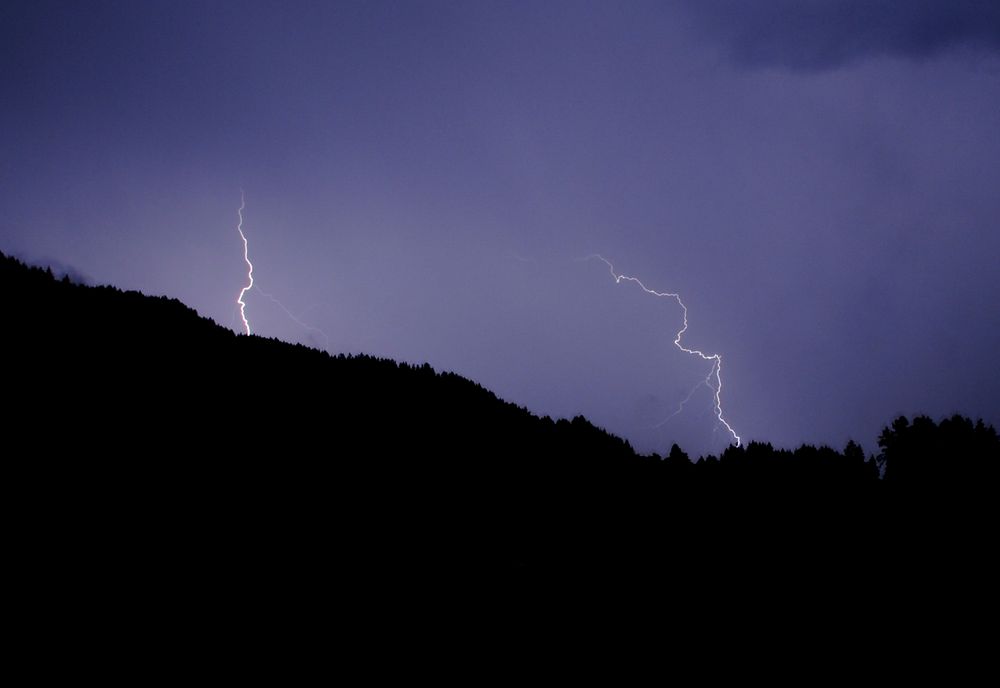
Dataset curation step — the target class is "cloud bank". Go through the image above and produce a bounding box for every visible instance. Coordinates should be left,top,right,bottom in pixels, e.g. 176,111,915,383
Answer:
682,0,1000,70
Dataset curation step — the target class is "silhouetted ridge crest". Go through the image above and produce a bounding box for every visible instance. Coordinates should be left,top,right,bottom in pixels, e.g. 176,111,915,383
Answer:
2,249,997,620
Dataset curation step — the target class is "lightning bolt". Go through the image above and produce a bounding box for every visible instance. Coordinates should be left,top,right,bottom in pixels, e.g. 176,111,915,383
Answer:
589,254,741,448
235,189,253,335
231,190,330,348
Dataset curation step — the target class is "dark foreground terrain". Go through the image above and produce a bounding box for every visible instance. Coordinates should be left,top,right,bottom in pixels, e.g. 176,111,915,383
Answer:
4,251,997,663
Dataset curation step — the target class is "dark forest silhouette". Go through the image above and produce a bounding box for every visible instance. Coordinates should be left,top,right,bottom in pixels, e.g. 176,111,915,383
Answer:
3,250,997,646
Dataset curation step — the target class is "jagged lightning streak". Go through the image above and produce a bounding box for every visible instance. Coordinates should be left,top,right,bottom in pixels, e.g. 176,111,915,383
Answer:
589,255,741,447
230,190,330,348
235,189,253,335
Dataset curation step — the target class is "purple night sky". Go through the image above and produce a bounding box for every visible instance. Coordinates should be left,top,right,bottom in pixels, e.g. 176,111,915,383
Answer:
3,1,999,457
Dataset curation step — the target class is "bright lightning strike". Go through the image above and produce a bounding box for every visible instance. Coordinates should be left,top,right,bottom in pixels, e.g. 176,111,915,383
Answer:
235,189,253,335
230,190,330,348
589,254,742,448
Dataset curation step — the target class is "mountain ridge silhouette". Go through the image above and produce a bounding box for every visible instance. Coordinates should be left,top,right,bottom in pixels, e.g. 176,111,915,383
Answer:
3,249,996,650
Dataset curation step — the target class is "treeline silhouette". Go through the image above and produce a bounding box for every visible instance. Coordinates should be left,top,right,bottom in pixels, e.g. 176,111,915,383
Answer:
4,250,997,646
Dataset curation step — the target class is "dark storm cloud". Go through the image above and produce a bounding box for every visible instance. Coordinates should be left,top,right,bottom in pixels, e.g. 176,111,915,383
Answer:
682,0,1000,70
